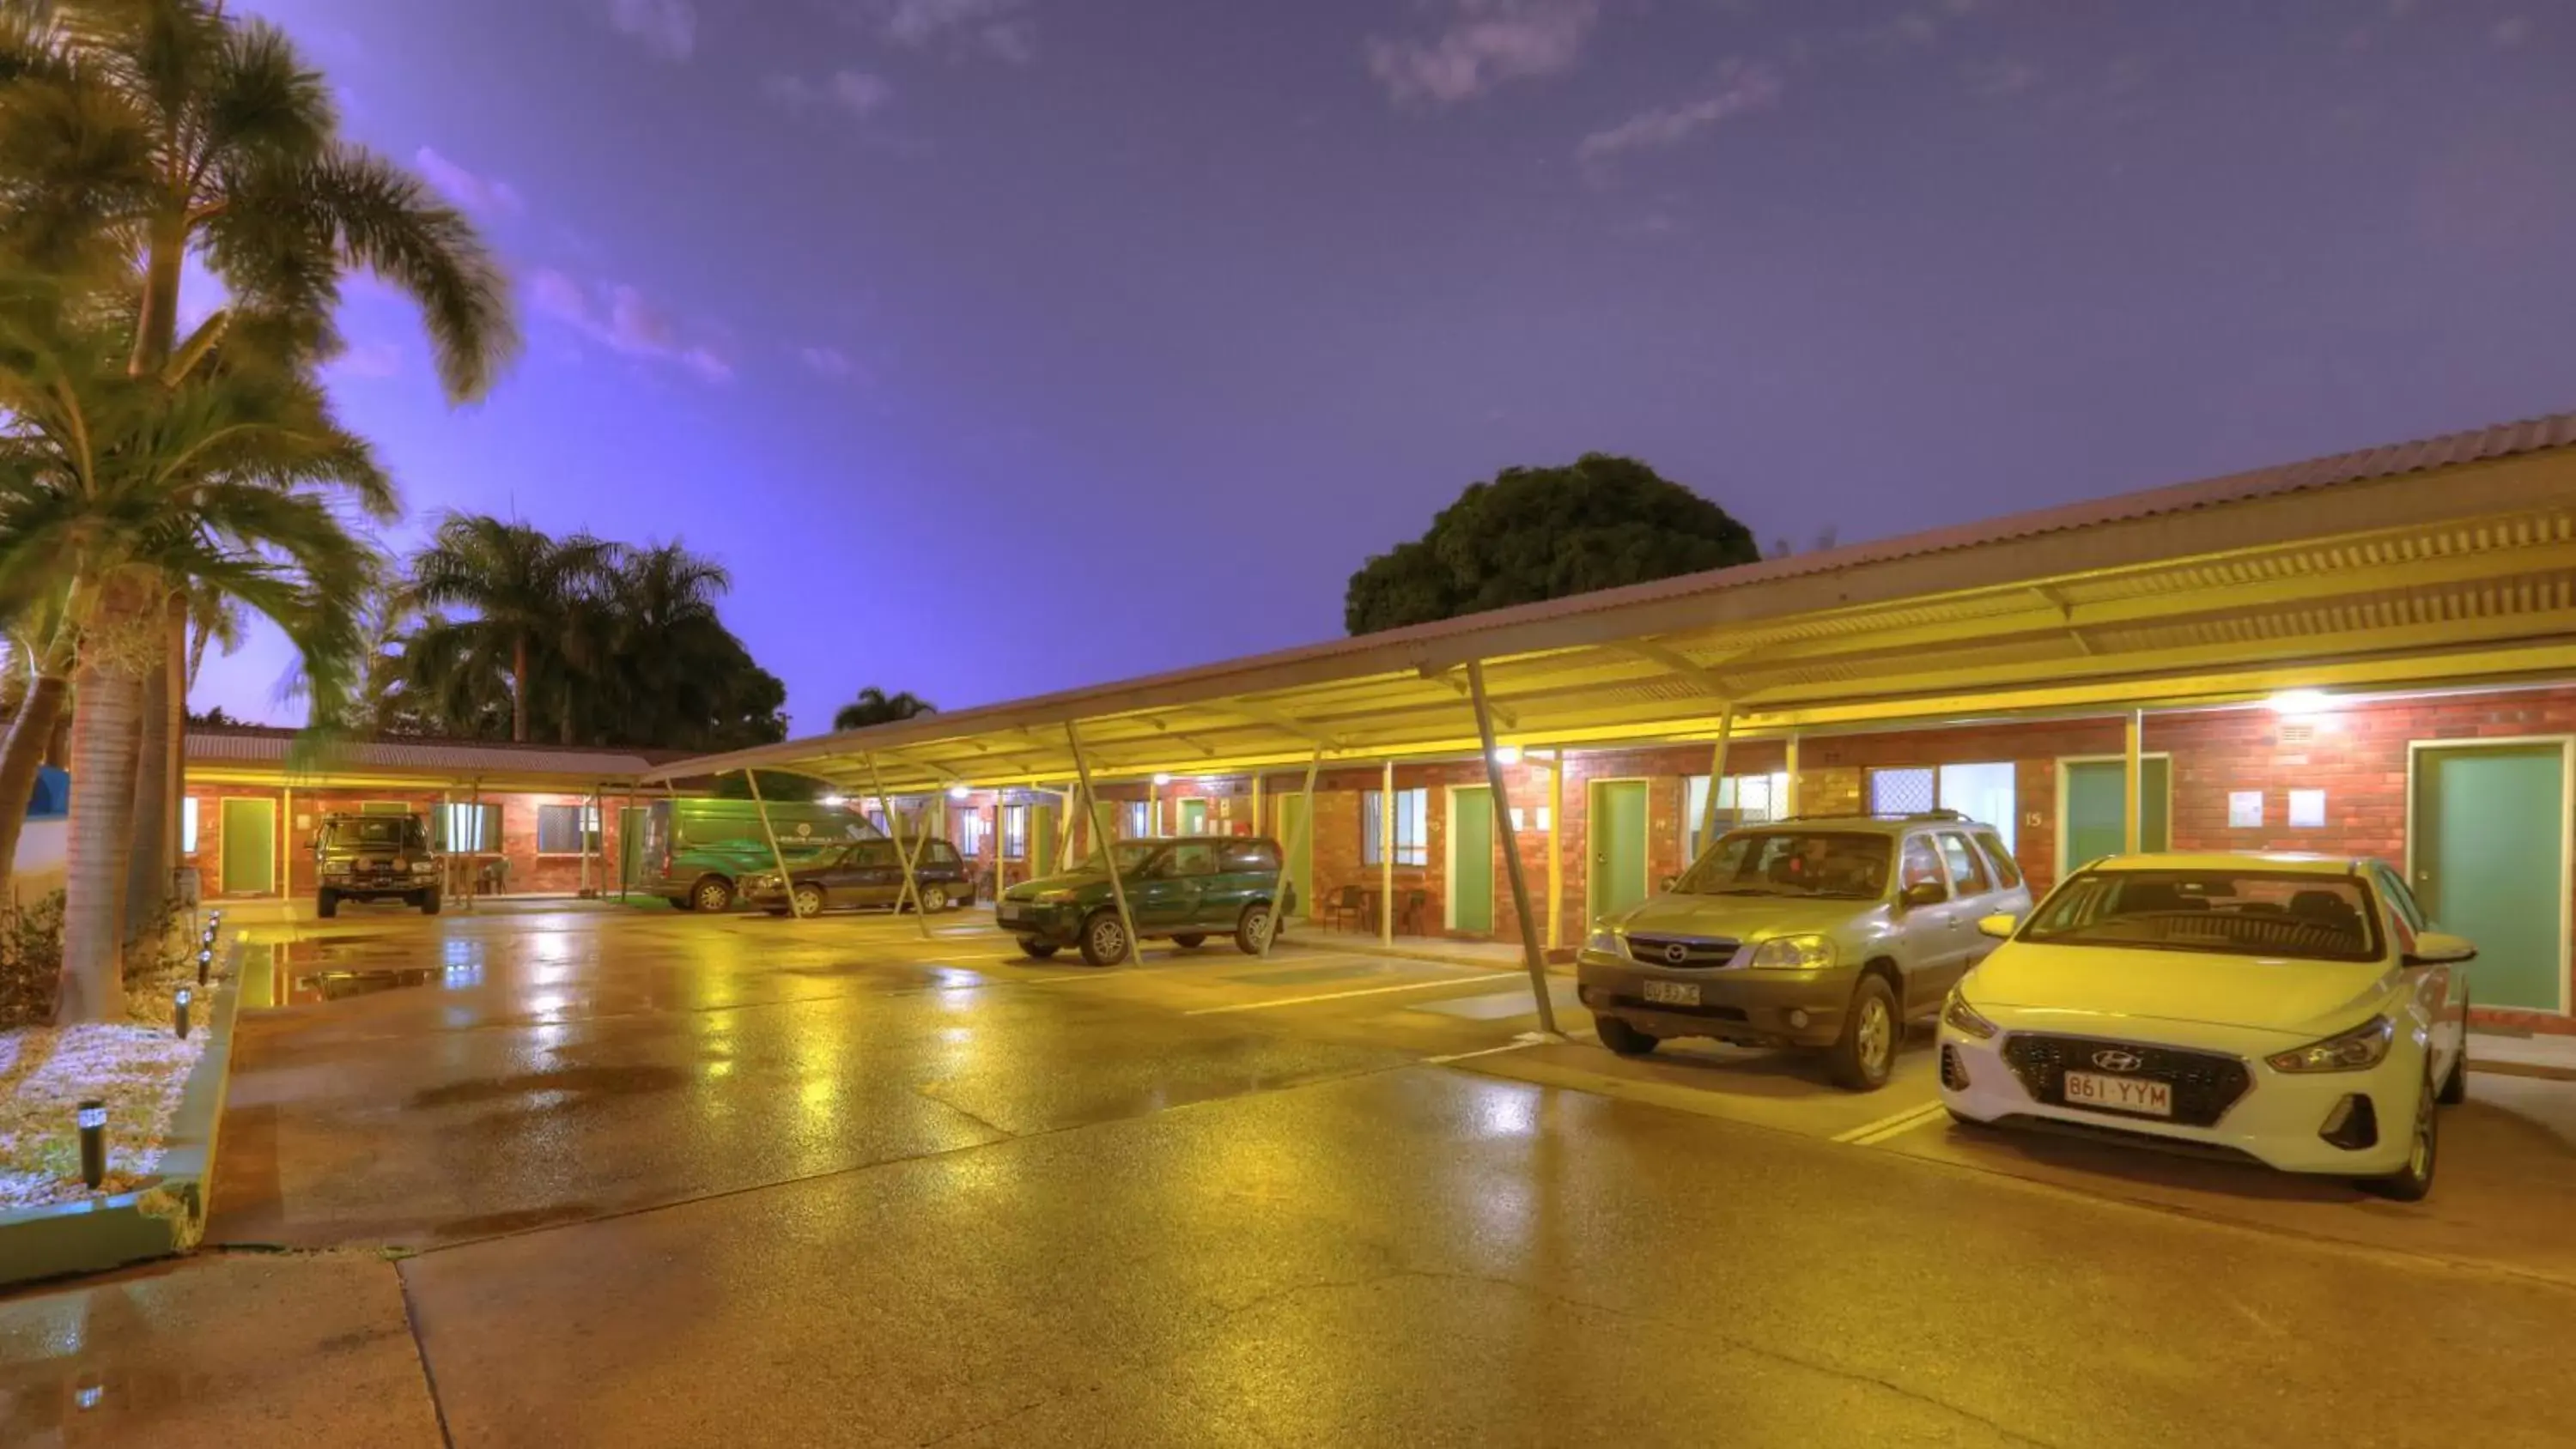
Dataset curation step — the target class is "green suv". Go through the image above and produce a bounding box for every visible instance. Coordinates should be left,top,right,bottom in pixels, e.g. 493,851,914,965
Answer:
1576,811,2032,1090
998,835,1293,965
313,811,442,918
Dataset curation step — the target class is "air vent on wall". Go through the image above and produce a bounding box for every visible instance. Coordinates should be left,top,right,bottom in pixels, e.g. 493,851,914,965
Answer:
2277,720,2316,747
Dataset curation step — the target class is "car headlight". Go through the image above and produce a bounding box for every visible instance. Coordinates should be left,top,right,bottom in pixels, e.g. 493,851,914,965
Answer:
1585,927,1620,955
1747,935,1836,970
2267,1016,2394,1074
1941,988,1999,1040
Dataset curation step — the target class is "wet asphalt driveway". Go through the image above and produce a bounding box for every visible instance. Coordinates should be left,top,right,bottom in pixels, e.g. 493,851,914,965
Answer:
4,903,2574,1447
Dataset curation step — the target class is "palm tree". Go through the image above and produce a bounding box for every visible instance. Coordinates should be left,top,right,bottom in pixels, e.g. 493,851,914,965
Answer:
0,273,381,1018
0,0,516,925
410,513,614,743
835,687,937,732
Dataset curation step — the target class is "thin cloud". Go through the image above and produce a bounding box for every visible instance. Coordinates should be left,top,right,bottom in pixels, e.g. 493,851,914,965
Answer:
2491,15,2532,46
327,342,403,380
1960,57,2038,98
864,0,1040,62
414,147,524,216
1367,0,1601,105
529,269,731,383
798,346,858,379
764,70,896,120
1577,64,1783,162
609,0,696,60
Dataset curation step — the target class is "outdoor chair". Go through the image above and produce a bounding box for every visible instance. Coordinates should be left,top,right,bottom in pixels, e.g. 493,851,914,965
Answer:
1325,884,1366,932
1400,889,1429,935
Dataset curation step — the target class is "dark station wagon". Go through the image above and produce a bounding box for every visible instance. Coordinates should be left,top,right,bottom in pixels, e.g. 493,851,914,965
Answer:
998,835,1293,965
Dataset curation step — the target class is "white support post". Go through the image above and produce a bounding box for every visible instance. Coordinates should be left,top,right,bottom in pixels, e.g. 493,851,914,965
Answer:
1546,751,1565,951
1379,758,1394,945
2123,709,2144,855
1065,722,1141,965
863,753,935,941
1699,703,1735,855
465,781,479,910
1259,747,1322,959
1783,733,1801,817
1060,783,1084,873
743,769,804,921
1469,660,1559,1034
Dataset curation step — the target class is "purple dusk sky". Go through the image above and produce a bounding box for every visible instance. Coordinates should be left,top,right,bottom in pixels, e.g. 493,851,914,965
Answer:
206,0,2576,733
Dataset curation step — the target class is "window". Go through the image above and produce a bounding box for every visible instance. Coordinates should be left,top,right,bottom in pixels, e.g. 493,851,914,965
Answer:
1218,839,1280,874
2374,864,2428,934
1361,788,1429,867
181,797,200,855
440,803,501,853
1971,829,2023,889
1683,772,1791,858
1862,761,2017,856
360,800,410,815
957,812,990,858
1935,832,1991,894
1510,806,1552,833
920,840,960,868
1122,801,1151,838
1674,831,1890,900
1167,841,1218,876
1899,835,1947,898
2024,869,2381,963
853,841,896,869
1000,805,1029,860
537,803,601,855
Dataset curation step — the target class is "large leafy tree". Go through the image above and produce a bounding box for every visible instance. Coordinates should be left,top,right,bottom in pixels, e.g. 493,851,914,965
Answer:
0,0,516,933
1344,454,1760,635
409,513,613,743
0,271,380,1018
835,687,935,732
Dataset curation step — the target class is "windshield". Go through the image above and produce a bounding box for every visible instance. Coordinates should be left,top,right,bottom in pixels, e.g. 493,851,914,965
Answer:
1072,842,1163,877
325,818,426,850
1674,832,1891,900
2020,870,2382,963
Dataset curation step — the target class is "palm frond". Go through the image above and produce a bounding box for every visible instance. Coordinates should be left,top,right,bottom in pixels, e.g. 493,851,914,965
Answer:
304,144,519,403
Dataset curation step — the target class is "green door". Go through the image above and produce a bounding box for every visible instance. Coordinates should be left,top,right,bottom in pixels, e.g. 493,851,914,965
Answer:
1275,797,1313,919
1179,799,1207,835
2415,743,2567,1012
1032,805,1060,876
220,797,276,895
617,806,647,894
1451,787,1495,934
1590,780,1649,922
2060,759,2171,877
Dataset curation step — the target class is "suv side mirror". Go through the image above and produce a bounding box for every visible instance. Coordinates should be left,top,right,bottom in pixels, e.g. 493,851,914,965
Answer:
1977,912,2019,940
1901,882,1947,909
2403,931,2476,967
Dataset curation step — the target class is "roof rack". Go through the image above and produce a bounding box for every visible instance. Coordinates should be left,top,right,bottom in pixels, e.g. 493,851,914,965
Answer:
1761,809,1971,825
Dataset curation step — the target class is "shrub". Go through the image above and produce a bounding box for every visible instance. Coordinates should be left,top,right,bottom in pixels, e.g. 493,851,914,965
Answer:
0,892,65,1031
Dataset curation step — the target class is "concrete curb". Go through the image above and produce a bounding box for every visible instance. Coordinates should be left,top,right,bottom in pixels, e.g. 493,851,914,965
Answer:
0,934,245,1291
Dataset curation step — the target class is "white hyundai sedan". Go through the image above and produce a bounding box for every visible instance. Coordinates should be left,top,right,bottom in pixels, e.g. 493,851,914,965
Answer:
1937,853,2472,1200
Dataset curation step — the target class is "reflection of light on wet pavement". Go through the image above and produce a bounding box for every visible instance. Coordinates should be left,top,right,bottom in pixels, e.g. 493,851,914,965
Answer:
1473,1087,1539,1140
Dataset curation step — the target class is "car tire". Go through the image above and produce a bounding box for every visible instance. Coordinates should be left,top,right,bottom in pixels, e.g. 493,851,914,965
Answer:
1172,933,1207,949
316,889,338,919
2363,1072,2439,1202
692,876,734,913
671,894,696,912
2436,991,2469,1106
1234,902,1278,955
1828,974,1900,1091
1595,1015,1660,1057
1078,911,1130,967
919,883,950,912
792,883,825,919
1018,937,1060,960
421,889,441,917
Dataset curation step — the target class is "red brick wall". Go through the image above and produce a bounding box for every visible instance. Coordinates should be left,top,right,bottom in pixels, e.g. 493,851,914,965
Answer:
183,785,629,900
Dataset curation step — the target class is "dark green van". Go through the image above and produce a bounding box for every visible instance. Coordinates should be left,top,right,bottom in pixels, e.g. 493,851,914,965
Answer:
998,835,1294,966
638,797,880,912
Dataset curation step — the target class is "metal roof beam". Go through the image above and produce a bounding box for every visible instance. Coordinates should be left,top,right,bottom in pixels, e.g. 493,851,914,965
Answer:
1613,640,1742,700
1422,666,1519,730
1213,699,1346,749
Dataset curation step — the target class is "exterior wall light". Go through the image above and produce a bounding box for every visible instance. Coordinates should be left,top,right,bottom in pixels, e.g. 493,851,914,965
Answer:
2267,689,2331,714
948,785,971,800
1492,746,1522,766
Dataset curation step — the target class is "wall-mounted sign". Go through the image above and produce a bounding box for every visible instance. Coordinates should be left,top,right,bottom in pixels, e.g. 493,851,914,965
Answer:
2227,791,2263,829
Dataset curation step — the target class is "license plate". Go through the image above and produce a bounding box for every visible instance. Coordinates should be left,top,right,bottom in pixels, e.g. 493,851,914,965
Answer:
2063,1070,2172,1117
997,905,1024,923
1642,979,1700,1007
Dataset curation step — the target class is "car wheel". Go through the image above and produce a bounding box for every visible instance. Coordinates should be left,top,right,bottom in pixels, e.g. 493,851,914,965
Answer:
1078,911,1130,967
2363,1072,2439,1202
692,876,734,913
1171,933,1207,949
1234,902,1277,955
1595,1015,1660,1057
1828,974,1900,1090
1018,937,1060,960
2436,991,2469,1106
421,889,441,917
316,889,337,919
792,883,825,919
919,883,950,912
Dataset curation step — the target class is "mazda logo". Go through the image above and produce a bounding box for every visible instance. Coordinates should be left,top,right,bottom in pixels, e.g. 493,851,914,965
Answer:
1664,943,1692,965
2092,1049,2144,1072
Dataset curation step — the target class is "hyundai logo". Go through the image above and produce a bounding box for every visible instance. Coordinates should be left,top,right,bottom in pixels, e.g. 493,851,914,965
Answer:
2092,1048,2145,1072
1663,943,1692,965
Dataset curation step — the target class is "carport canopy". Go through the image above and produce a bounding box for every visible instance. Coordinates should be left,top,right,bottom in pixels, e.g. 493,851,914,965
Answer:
641,412,2576,796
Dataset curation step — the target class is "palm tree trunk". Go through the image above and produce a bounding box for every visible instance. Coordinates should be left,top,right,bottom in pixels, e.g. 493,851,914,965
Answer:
43,705,70,770
61,581,150,1023
129,219,185,379
0,672,69,905
123,615,173,946
163,599,186,878
512,634,530,743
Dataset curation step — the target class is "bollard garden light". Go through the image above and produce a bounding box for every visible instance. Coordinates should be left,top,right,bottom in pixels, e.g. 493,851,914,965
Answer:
197,947,212,985
175,987,192,1040
77,1100,106,1190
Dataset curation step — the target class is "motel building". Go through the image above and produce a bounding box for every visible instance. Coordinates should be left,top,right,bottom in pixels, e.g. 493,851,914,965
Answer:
645,411,2576,1037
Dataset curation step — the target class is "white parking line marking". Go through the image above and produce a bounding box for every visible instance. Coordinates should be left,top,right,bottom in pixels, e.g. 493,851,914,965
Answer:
1844,1101,1937,1148
1182,975,1491,1016
1423,1040,1543,1065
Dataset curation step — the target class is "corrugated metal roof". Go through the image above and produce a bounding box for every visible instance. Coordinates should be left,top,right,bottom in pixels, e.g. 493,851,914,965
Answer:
187,730,659,781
